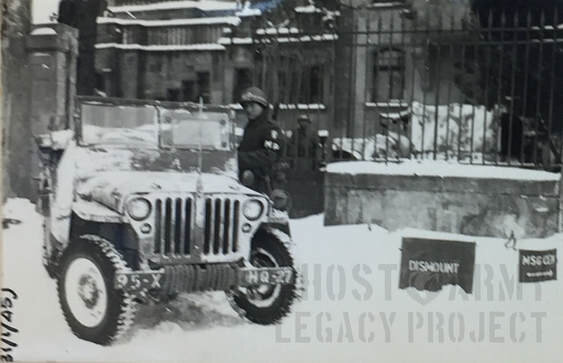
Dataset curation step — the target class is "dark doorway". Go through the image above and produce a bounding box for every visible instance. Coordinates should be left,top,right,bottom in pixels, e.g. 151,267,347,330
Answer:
167,88,180,101
182,80,195,102
196,72,210,103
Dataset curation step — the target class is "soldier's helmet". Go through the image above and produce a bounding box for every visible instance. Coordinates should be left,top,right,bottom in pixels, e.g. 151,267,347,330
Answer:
297,114,311,123
240,86,269,108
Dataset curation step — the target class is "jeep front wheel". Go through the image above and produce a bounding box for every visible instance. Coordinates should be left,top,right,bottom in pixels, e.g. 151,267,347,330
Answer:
57,235,137,345
228,231,297,325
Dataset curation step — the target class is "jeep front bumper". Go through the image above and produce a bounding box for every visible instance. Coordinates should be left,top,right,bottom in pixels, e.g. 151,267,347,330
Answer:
114,264,294,298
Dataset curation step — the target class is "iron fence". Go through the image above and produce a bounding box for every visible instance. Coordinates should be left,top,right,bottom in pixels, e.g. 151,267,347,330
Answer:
247,5,563,171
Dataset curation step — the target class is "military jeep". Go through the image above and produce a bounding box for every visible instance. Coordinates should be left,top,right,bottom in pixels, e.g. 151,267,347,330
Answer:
36,97,297,345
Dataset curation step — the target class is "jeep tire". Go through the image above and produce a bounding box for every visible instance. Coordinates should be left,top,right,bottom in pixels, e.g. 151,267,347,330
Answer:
228,230,297,325
57,235,137,345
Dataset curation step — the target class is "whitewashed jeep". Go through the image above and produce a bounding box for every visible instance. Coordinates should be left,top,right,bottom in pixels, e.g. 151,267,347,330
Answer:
36,97,297,345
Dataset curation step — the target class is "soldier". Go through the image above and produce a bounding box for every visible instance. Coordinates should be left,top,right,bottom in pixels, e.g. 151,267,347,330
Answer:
289,114,319,159
238,87,285,193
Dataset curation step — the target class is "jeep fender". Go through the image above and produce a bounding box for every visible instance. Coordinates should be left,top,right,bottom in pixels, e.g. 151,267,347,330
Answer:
69,208,140,269
257,222,291,238
72,199,125,224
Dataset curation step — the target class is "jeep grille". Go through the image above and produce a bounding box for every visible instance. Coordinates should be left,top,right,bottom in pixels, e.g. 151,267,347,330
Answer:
204,198,240,255
154,197,193,255
152,196,241,258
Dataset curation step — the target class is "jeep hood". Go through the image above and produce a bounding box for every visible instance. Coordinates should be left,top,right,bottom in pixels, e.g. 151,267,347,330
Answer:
76,171,262,213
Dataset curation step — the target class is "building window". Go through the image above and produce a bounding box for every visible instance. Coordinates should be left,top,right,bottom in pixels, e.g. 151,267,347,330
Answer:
277,57,325,105
122,27,134,44
300,64,324,104
371,48,404,102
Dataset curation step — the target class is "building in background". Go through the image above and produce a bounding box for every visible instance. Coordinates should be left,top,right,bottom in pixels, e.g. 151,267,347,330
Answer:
93,0,349,131
58,0,107,95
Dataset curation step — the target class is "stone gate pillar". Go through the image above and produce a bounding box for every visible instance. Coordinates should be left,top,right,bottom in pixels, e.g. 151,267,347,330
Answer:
25,23,78,199
2,0,32,200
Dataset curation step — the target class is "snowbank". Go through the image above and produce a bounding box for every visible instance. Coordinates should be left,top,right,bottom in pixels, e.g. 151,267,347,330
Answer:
410,101,498,155
30,27,57,35
327,160,560,181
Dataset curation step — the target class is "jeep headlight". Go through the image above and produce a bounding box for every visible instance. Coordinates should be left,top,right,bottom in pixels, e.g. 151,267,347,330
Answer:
243,199,264,221
127,197,151,221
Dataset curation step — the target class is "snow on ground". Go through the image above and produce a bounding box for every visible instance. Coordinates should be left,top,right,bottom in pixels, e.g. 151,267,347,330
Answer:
3,198,563,362
327,160,561,181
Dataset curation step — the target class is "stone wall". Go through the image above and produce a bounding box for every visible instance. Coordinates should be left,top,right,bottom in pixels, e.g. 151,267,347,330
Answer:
2,0,32,199
325,170,561,238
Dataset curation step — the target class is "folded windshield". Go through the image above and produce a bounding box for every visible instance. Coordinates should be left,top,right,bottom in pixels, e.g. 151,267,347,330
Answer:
80,101,232,150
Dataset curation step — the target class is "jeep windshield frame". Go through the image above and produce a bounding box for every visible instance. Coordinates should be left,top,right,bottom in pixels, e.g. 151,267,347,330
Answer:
75,96,236,151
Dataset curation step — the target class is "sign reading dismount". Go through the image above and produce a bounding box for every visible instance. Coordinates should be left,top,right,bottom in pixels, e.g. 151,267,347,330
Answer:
399,237,476,293
519,249,557,283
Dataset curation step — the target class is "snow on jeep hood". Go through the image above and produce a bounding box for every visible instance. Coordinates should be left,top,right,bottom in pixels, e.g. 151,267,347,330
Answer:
66,143,256,213
76,171,261,213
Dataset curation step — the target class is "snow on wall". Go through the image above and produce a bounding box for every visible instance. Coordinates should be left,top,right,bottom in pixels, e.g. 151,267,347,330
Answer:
95,43,226,51
278,103,326,110
30,27,57,35
108,1,239,13
256,27,300,35
365,100,410,108
294,5,322,13
235,8,261,17
327,160,561,181
368,1,407,8
97,16,241,27
217,36,253,45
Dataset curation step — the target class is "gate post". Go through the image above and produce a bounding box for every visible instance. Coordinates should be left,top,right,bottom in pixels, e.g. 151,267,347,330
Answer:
26,24,78,200
2,0,32,200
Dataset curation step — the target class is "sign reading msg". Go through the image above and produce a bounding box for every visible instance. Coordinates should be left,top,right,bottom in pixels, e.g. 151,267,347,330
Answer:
519,249,557,283
399,238,476,293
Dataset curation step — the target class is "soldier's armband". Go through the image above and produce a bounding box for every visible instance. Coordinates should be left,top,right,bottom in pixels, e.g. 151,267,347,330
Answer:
264,140,280,151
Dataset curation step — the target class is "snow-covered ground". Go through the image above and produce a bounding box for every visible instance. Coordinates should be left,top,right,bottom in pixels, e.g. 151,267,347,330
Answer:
3,198,563,362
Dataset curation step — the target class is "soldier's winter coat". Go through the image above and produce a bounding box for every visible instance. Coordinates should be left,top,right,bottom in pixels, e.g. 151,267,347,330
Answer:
238,111,284,179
